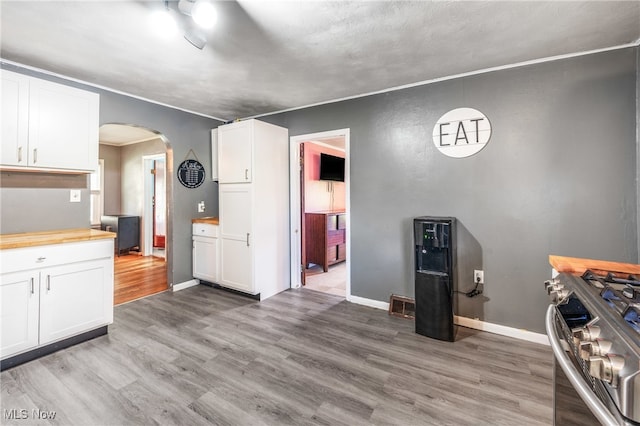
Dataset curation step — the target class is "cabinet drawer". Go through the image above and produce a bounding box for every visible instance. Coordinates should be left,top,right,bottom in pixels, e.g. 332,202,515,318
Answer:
327,246,338,262
1,240,114,275
337,244,346,261
193,223,219,238
327,229,345,246
337,214,346,230
326,215,337,231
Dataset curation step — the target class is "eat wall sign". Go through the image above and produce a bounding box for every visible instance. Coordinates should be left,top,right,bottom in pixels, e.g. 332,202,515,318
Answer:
432,107,491,158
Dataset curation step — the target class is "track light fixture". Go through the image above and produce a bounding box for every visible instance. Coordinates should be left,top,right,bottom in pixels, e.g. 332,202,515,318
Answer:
149,1,178,38
151,0,217,49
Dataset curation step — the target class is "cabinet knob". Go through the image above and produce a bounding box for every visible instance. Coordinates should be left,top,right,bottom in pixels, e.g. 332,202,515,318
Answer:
33,148,38,163
245,169,249,180
36,256,46,263
246,233,250,247
18,146,22,163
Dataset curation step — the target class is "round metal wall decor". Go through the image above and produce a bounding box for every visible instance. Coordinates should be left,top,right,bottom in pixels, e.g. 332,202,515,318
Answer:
177,159,205,188
432,107,491,158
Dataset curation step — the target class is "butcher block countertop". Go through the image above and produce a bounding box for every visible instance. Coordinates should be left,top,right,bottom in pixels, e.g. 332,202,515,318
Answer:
549,254,640,276
0,228,116,250
192,217,219,225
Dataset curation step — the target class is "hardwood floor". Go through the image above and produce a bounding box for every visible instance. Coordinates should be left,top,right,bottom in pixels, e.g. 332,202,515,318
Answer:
0,286,553,425
114,253,167,305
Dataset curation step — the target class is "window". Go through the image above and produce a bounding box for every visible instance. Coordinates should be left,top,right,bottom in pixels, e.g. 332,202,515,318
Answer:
90,159,104,227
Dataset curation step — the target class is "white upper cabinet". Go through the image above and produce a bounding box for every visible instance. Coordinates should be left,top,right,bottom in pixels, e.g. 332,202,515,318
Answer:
0,69,99,173
1,71,29,167
217,120,253,183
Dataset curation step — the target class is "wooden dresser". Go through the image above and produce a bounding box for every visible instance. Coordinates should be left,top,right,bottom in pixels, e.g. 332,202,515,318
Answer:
305,211,346,272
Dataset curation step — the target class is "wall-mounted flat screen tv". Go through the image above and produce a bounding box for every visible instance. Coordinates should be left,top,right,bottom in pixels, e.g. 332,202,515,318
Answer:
319,153,345,182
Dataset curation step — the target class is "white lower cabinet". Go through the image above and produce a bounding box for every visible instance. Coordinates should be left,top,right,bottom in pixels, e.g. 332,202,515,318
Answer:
0,239,114,360
192,223,219,283
39,259,112,345
219,184,254,294
0,270,39,357
220,237,253,293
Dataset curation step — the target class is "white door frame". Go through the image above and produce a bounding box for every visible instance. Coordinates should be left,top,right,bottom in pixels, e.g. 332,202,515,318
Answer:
289,128,351,301
142,153,166,256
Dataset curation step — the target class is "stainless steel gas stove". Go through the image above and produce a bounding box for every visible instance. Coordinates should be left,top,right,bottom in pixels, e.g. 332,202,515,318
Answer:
545,271,640,425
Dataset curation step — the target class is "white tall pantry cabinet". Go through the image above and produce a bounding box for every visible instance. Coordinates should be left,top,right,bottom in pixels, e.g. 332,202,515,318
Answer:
217,119,289,300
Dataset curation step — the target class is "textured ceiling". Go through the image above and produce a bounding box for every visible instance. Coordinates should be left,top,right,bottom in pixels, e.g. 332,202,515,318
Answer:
1,1,639,122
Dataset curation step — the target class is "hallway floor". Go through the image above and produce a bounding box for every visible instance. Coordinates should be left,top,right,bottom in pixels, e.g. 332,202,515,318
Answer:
114,253,167,305
304,262,346,297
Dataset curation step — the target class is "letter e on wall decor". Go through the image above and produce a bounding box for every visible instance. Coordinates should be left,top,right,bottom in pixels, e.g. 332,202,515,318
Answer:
432,108,491,158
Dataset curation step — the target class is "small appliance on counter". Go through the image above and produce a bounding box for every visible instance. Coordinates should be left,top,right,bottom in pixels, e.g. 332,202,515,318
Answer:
413,216,456,341
545,260,640,425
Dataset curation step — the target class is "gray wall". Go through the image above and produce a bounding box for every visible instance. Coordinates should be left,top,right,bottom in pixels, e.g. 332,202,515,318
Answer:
120,138,166,216
1,48,636,333
99,144,121,215
263,47,638,333
0,63,222,287
0,186,90,233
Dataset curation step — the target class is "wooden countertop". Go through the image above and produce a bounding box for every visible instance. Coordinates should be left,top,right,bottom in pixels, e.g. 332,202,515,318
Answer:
549,254,640,276
0,228,116,250
192,217,219,225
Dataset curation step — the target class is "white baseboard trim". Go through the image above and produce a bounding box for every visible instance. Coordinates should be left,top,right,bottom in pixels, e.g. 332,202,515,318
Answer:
348,295,549,345
348,295,390,311
173,279,199,292
454,315,549,346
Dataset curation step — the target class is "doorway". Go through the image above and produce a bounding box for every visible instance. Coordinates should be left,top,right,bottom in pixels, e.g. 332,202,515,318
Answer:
142,154,167,259
289,129,351,299
98,123,173,305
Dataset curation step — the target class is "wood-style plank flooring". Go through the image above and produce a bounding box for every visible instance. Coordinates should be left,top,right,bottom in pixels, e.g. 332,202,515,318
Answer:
1,286,553,425
114,253,167,305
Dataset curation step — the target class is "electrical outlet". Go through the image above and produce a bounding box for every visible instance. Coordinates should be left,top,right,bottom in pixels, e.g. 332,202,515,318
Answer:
198,201,205,213
70,189,81,203
474,270,484,284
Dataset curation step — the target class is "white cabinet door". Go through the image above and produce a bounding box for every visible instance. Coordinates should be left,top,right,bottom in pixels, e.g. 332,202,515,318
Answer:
39,259,112,345
193,236,218,283
0,270,39,359
28,78,99,172
219,184,254,293
219,238,253,293
0,70,29,167
218,121,253,183
210,128,218,181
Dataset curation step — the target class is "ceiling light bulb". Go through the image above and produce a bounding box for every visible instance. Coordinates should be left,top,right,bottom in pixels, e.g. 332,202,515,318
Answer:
191,0,217,29
149,9,178,37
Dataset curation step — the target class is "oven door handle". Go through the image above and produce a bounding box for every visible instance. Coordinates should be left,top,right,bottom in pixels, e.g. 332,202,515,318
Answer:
546,304,618,426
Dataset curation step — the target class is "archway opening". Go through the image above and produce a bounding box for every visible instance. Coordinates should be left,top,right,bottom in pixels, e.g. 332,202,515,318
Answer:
98,123,174,305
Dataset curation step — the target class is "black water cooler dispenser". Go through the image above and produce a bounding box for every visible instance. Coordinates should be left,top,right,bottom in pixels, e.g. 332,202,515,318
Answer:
414,217,456,341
